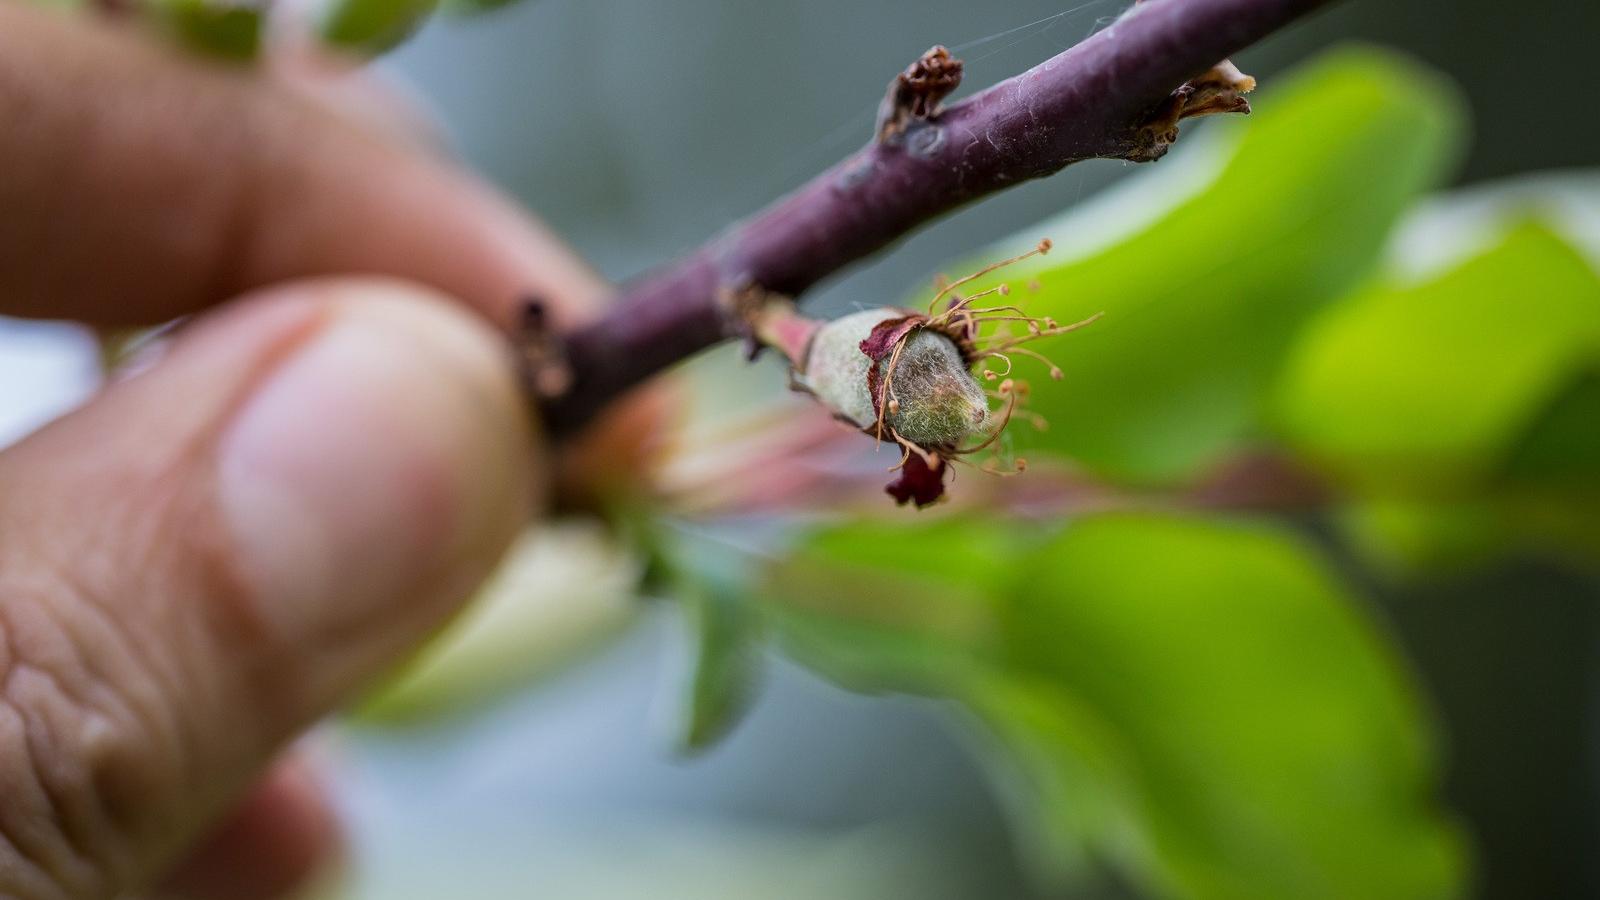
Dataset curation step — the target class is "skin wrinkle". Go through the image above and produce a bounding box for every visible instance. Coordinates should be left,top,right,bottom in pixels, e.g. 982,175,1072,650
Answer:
65,488,241,868
0,616,67,900
0,484,262,896
0,612,107,900
23,567,183,883
5,662,115,895
17,542,184,866
3,451,239,875
27,480,197,760
0,524,199,897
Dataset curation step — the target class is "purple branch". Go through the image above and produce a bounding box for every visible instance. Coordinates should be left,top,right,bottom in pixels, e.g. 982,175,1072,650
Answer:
536,0,1335,435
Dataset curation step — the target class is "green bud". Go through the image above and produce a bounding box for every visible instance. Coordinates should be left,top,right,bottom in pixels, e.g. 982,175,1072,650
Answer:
797,307,989,448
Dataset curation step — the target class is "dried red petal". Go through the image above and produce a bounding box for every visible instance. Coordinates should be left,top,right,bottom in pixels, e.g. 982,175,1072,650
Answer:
885,451,948,508
859,313,925,419
859,314,923,361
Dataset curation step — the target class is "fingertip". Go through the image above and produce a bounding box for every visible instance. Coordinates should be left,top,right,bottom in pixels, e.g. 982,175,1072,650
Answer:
214,278,539,704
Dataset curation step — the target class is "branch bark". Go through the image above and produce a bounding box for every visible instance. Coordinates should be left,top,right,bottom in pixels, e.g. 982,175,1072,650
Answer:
534,0,1335,436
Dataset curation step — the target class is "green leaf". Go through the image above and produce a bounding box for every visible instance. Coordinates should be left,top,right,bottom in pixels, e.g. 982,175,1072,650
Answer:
358,523,641,724
1502,370,1600,492
1275,222,1600,496
652,523,765,752
1270,173,1600,577
437,0,522,15
929,48,1462,484
761,517,1016,691
761,513,1464,900
1335,496,1506,576
319,0,438,56
151,0,266,61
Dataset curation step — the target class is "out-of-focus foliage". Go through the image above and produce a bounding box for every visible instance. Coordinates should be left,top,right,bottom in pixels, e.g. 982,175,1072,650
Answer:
359,522,641,723
1276,208,1600,573
930,49,1462,485
651,524,764,752
436,0,523,15
759,514,1463,900
320,0,440,55
1506,374,1600,491
1275,223,1600,496
149,0,265,60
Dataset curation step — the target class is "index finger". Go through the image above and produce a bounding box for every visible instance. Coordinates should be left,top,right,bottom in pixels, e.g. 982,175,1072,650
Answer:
0,3,607,329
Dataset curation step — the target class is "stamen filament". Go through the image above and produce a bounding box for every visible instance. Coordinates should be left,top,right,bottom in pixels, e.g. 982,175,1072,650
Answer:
925,239,1052,314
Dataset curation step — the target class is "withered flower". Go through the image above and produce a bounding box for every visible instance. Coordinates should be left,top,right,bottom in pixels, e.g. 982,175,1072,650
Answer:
758,240,1100,507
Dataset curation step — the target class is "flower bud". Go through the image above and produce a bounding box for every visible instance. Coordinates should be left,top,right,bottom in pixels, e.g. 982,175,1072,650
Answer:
796,307,988,448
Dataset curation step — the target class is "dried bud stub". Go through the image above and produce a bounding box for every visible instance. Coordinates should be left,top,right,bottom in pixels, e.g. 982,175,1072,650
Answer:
779,239,1101,508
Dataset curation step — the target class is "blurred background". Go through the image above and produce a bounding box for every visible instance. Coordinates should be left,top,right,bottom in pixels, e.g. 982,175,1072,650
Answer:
4,0,1599,897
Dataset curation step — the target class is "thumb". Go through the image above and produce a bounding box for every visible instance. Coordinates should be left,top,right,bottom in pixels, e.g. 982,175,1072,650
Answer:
0,279,533,896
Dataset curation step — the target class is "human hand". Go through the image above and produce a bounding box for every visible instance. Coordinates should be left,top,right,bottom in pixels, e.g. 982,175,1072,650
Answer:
0,4,609,897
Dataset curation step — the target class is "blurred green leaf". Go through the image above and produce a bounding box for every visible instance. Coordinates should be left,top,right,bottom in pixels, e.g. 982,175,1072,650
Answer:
1498,371,1600,560
673,575,759,751
761,513,1464,900
1272,172,1600,576
359,522,641,724
764,516,1016,690
320,0,438,56
438,0,521,15
151,0,266,60
653,524,765,752
1503,370,1600,492
1336,497,1507,575
933,48,1462,484
1336,486,1600,578
1275,222,1600,496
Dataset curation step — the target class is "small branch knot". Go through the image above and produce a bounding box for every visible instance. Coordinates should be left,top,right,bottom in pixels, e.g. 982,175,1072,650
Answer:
876,45,964,143
516,298,575,398
723,283,819,365
1180,59,1257,119
1129,58,1257,162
